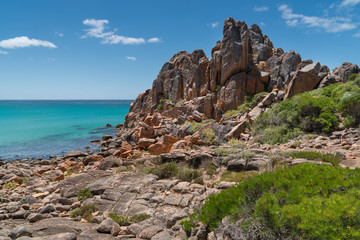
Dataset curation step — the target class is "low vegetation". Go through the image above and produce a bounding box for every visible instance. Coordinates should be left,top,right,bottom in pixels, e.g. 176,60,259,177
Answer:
284,150,342,166
142,162,204,184
220,171,258,182
182,163,360,239
109,212,151,225
69,204,98,223
254,74,360,144
224,92,266,118
186,119,216,134
77,188,92,202
2,180,19,190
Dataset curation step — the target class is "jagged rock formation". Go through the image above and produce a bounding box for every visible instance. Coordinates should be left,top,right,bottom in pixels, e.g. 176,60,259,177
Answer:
121,17,359,155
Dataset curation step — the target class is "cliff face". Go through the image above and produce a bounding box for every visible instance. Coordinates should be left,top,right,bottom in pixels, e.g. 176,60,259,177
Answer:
121,17,359,153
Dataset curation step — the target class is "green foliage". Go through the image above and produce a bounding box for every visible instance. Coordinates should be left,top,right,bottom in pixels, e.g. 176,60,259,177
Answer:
156,103,163,110
202,128,219,145
109,212,130,225
69,204,98,223
348,73,358,81
186,119,215,134
2,180,19,190
178,166,202,183
109,212,151,225
141,166,155,175
253,77,360,144
224,92,266,118
205,163,217,176
284,150,342,166
227,139,247,148
338,92,360,127
186,163,360,239
77,188,92,202
154,162,178,179
212,147,241,156
130,213,151,223
222,150,256,165
116,166,131,173
220,171,258,182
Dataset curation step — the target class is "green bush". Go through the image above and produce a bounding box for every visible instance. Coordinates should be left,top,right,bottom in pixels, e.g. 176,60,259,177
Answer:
220,171,258,182
338,92,360,127
109,212,130,225
156,103,163,110
186,119,216,134
77,188,92,202
154,162,178,179
253,77,360,144
284,150,342,166
69,204,98,223
227,139,247,148
183,163,360,239
178,166,202,182
109,212,151,225
202,128,219,145
224,92,266,118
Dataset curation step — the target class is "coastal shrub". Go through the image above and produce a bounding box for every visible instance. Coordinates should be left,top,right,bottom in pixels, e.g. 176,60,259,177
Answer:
177,166,201,183
212,147,241,156
69,204,98,223
2,180,19,190
109,212,151,225
156,103,162,110
130,213,151,223
284,150,342,166
338,92,360,127
202,128,218,145
109,212,129,225
224,92,266,118
222,150,256,165
220,171,258,182
205,162,217,176
77,188,92,202
187,119,215,134
116,166,131,173
154,162,178,179
182,163,360,239
227,139,247,148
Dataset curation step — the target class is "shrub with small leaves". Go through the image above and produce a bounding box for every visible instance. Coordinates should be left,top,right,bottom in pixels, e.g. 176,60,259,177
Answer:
77,188,92,202
69,204,98,223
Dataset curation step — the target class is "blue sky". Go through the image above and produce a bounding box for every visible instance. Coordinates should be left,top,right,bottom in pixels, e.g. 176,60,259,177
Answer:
0,0,360,100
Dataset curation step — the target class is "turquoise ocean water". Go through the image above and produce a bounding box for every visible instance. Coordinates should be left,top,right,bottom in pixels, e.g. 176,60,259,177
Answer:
0,100,132,160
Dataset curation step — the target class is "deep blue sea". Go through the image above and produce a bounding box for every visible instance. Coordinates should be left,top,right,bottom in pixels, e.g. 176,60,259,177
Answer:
0,100,132,160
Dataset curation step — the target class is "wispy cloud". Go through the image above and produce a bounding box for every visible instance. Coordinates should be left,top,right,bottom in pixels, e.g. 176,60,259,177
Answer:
55,32,64,37
340,0,360,7
147,37,161,43
278,4,357,33
82,18,160,45
354,31,360,37
0,36,57,49
47,57,55,62
126,56,136,61
0,50,8,55
208,22,219,28
254,6,269,12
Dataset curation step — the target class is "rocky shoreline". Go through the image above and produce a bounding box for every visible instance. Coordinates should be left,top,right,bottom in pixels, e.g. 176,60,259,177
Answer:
1,17,360,240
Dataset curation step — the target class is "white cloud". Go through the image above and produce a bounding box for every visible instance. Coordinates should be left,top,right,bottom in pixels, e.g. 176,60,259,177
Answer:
126,56,136,61
148,37,161,43
254,6,269,12
260,22,266,26
82,18,160,45
102,35,145,45
55,32,64,37
278,4,357,33
208,22,219,28
354,31,360,37
0,50,8,55
340,0,360,7
0,36,57,49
